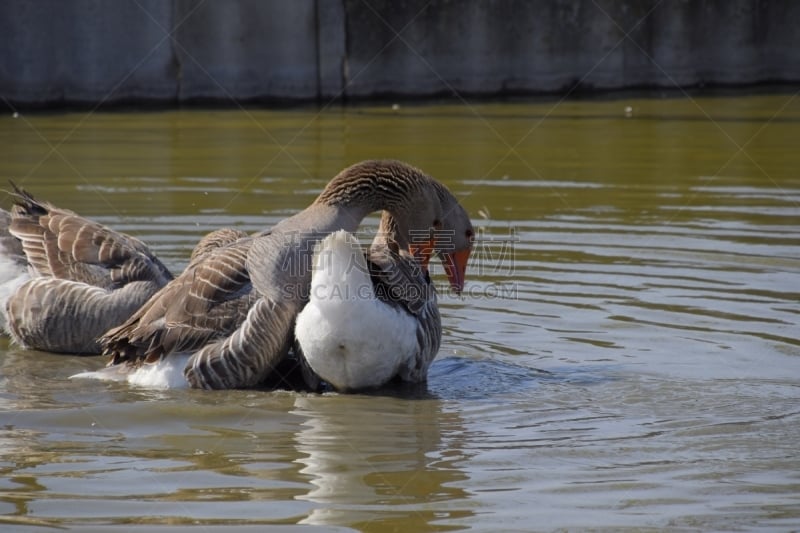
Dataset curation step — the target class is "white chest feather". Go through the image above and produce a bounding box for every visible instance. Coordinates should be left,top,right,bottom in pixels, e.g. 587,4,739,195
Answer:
71,354,191,390
295,231,419,391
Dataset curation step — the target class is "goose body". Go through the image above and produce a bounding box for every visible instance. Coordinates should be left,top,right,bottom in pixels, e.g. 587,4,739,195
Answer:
100,160,473,390
295,229,441,391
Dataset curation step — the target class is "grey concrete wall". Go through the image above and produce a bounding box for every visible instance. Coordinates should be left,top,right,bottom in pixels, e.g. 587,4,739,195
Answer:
1,0,797,107
342,0,799,96
0,0,176,104
173,0,322,101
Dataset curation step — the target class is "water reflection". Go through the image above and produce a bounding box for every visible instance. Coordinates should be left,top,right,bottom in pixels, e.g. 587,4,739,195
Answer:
292,393,473,531
0,392,313,528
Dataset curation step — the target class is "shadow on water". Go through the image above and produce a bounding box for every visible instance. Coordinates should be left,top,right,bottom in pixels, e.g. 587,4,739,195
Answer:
284,354,619,402
426,356,617,401
0,338,611,407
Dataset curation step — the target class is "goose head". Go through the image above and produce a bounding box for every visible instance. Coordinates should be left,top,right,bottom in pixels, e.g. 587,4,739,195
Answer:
315,160,474,293
430,191,474,294
372,171,474,295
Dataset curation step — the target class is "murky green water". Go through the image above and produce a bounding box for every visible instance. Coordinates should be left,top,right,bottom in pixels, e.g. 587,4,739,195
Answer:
1,93,799,531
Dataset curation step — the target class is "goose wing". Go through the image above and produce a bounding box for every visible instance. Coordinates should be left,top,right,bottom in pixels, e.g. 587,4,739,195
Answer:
102,237,258,365
7,184,172,288
183,230,306,388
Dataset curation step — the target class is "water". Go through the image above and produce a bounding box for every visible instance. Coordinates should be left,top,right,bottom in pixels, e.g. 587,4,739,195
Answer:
1,93,799,531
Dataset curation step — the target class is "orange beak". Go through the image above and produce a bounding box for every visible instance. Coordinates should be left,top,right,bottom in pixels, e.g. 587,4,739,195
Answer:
441,247,471,295
409,238,436,272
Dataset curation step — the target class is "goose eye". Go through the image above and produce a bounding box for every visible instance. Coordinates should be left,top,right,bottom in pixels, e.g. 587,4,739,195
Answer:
466,229,474,243
433,219,442,229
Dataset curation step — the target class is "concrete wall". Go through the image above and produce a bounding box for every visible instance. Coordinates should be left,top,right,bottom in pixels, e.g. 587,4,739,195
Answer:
1,0,797,107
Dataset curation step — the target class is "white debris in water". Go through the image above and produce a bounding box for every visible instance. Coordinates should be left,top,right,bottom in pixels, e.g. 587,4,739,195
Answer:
624,105,633,117
12,112,19,118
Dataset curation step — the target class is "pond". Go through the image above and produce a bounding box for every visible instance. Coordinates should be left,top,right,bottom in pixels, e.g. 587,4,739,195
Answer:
0,92,799,531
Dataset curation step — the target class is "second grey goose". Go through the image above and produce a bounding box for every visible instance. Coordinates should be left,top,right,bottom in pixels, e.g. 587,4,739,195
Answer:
0,184,246,354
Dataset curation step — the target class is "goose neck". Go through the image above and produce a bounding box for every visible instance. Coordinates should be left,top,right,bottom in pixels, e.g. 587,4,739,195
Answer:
314,159,434,216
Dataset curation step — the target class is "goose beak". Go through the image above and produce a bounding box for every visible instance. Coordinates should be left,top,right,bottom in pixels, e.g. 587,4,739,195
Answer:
442,247,471,295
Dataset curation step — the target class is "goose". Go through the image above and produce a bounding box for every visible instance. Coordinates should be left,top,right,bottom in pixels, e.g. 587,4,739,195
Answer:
294,197,473,391
98,160,474,390
0,183,247,354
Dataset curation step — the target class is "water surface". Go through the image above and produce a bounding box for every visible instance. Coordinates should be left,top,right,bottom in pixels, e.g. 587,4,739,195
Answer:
1,93,799,531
